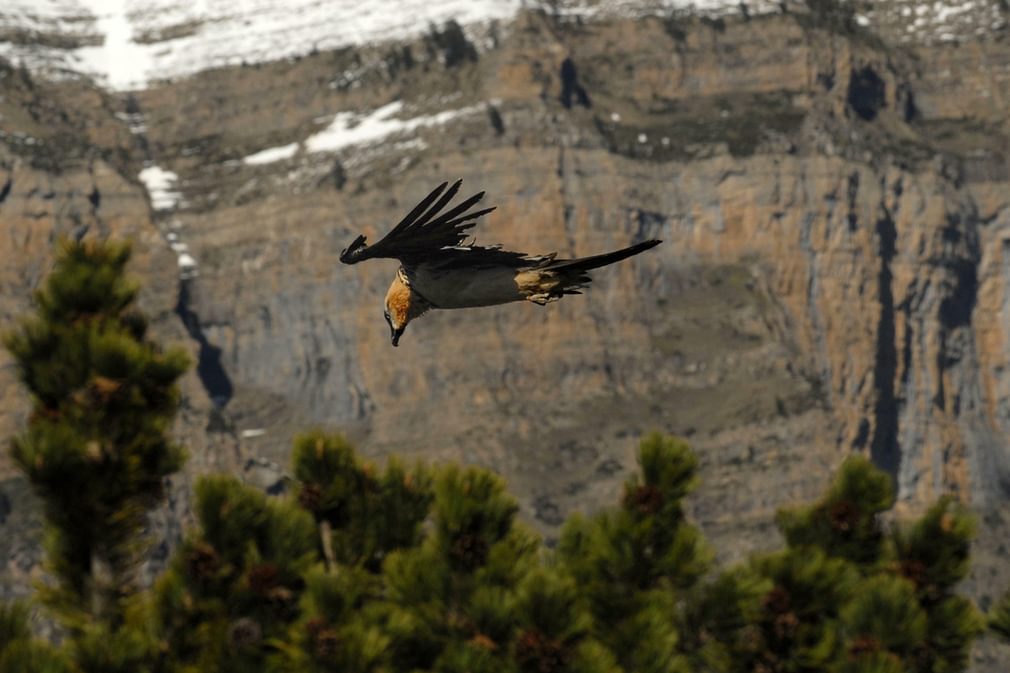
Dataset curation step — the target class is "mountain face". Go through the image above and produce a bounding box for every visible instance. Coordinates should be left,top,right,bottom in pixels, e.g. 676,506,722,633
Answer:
2,0,1010,665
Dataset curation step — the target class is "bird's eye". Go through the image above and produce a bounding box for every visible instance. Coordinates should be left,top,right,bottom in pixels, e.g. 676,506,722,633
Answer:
383,311,392,326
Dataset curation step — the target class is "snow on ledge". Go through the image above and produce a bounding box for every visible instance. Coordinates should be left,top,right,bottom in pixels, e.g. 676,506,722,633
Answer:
138,164,181,211
177,252,197,269
2,0,526,91
306,101,483,154
240,100,484,166
1,0,784,92
73,0,152,91
243,142,299,165
6,1,1000,92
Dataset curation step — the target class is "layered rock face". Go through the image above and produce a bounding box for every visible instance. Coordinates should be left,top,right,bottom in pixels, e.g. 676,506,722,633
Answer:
2,2,1010,666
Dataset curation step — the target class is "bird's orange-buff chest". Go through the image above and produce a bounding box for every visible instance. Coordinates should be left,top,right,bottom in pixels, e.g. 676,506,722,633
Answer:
384,277,414,325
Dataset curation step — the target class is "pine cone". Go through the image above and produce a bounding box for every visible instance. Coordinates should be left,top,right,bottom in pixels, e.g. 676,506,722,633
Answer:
298,483,323,511
515,629,566,673
186,542,220,579
312,624,340,658
247,562,279,595
849,635,882,658
227,617,262,649
624,484,664,514
827,500,860,532
450,532,488,569
762,586,791,615
897,559,928,589
773,611,799,639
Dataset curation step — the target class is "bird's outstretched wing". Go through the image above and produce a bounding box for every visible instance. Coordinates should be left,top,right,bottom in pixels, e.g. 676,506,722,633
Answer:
340,179,526,267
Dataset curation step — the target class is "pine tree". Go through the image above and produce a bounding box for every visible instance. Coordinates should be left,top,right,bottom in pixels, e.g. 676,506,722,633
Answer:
713,458,900,672
1,246,994,672
510,568,618,673
151,476,317,673
697,457,984,673
284,432,617,673
677,567,772,672
776,456,894,567
0,602,67,673
838,574,926,673
381,463,542,673
724,547,857,672
989,590,1010,643
291,431,432,573
558,433,710,673
280,430,433,673
3,239,189,669
278,565,390,673
890,497,982,672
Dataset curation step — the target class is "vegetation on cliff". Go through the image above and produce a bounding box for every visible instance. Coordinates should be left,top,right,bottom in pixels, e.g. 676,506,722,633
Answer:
0,239,1004,671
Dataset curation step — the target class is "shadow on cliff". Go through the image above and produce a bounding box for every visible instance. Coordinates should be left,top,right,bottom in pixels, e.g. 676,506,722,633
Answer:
175,279,233,407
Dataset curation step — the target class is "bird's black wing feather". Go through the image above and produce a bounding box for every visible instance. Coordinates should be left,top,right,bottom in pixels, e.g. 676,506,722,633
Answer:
340,180,519,266
428,244,547,270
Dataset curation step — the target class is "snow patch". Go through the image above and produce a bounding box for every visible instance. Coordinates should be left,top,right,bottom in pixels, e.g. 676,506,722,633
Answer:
552,0,780,17
5,0,1005,89
243,142,299,165
3,0,525,90
138,164,181,211
241,100,481,166
177,252,197,269
305,100,483,152
0,0,96,37
159,218,198,280
74,0,152,90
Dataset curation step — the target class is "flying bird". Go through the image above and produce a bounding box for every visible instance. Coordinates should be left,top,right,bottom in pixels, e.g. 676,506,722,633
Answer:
339,180,661,346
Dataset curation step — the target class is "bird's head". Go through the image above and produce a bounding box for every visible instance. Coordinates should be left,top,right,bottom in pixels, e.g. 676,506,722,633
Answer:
383,274,430,347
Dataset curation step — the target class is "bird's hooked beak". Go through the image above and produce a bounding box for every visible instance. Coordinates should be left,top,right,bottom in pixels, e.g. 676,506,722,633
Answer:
385,310,405,347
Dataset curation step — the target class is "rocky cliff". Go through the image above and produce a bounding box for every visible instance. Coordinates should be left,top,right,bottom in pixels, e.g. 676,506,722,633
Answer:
2,0,1010,666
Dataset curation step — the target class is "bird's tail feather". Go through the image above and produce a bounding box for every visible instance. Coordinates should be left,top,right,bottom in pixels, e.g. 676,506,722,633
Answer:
546,239,661,272
521,240,660,305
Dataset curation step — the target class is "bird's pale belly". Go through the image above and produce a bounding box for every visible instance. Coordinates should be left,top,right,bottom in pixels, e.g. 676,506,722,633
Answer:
410,265,525,309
